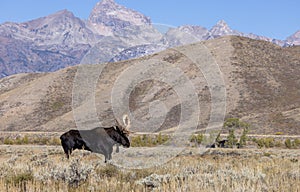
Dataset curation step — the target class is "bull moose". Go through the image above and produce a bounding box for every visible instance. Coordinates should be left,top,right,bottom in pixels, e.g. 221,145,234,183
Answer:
60,115,131,162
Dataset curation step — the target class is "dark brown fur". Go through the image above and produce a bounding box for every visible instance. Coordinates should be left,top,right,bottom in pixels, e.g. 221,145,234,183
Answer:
60,126,130,162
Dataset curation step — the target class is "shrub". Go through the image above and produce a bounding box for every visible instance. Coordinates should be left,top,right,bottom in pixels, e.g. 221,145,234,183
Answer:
239,128,249,148
275,140,282,147
23,135,29,144
4,138,14,145
264,137,275,148
263,152,272,157
131,135,143,147
285,139,292,149
33,137,49,145
227,129,238,148
223,118,250,130
275,132,284,135
293,139,300,147
131,134,170,147
255,138,275,148
293,139,300,148
256,138,265,148
2,135,59,145
190,134,204,145
282,139,300,149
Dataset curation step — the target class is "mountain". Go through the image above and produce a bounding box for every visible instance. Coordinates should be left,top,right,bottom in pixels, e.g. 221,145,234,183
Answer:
161,25,208,47
286,30,300,45
80,25,163,65
164,20,287,47
87,0,151,36
0,0,299,78
0,10,96,77
0,0,162,76
0,10,97,46
81,0,162,64
205,20,242,39
0,36,299,135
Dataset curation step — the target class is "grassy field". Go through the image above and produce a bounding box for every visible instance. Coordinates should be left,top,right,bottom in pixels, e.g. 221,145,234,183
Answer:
0,144,299,192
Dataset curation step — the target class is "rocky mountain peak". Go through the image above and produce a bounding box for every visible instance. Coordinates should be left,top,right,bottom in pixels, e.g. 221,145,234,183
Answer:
206,20,241,39
286,30,300,45
88,0,151,35
216,20,228,26
92,0,117,10
24,9,77,29
210,20,233,35
101,0,116,4
52,9,74,17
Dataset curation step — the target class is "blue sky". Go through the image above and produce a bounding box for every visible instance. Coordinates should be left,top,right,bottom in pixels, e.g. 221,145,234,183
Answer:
0,0,299,40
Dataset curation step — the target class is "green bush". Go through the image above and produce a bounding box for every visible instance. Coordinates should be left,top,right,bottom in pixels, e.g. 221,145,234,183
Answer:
4,138,14,145
131,134,170,147
275,132,284,135
2,135,62,146
283,138,300,149
255,138,275,148
23,135,29,144
131,135,143,147
256,138,265,149
190,134,204,145
227,129,238,148
223,118,250,130
239,128,249,148
293,139,300,148
285,139,292,149
275,140,282,147
264,137,275,148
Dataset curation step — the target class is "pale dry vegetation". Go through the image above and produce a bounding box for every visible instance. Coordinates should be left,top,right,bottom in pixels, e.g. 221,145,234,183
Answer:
0,145,299,192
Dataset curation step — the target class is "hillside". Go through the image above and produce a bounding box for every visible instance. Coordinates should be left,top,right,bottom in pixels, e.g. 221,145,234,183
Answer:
0,36,299,135
1,0,299,78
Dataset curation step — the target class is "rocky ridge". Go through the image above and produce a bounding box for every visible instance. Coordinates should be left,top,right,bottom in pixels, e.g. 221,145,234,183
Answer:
0,0,299,78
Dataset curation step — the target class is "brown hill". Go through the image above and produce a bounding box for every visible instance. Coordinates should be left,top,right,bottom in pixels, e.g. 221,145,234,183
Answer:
0,36,299,135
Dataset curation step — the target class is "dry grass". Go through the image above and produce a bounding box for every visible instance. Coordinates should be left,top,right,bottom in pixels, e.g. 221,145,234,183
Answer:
0,145,299,192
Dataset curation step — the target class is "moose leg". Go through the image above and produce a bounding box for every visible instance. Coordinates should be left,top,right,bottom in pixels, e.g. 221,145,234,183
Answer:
104,147,113,163
104,153,109,163
66,149,73,159
62,144,70,159
108,146,113,160
116,144,119,153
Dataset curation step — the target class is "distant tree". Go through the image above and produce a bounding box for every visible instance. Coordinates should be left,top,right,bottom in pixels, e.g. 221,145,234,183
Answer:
215,133,221,143
224,118,250,130
227,129,238,148
190,134,204,145
224,118,240,129
224,118,250,148
239,128,249,148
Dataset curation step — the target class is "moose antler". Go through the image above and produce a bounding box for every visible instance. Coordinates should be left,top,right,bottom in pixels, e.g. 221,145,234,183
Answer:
122,114,131,129
115,114,133,135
